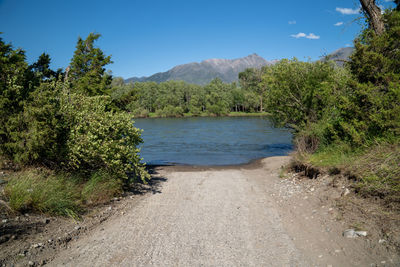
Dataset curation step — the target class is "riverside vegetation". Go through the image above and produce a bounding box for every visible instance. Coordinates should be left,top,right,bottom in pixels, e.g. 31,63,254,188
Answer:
1,2,399,217
262,7,399,208
1,33,149,216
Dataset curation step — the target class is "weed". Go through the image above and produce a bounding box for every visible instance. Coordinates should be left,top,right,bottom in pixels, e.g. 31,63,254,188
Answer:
81,171,122,206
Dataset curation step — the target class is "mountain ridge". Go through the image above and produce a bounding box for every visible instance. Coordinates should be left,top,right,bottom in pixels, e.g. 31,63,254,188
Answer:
125,48,354,85
125,54,272,85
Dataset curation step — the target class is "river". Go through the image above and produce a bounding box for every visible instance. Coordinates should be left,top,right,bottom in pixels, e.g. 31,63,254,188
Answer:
134,116,293,166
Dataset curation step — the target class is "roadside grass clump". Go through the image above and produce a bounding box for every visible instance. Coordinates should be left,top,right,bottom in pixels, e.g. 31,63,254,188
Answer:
4,169,81,216
306,143,361,168
3,169,125,216
81,171,123,206
350,143,400,205
297,141,400,208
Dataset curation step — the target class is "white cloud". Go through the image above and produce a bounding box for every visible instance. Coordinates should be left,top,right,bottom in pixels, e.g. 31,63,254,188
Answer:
291,32,306,38
345,44,352,47
290,32,320,40
306,33,320,40
334,21,344,26
336,7,360,15
288,20,296,25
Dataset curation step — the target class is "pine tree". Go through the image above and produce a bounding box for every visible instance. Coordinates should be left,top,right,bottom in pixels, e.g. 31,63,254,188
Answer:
69,33,112,96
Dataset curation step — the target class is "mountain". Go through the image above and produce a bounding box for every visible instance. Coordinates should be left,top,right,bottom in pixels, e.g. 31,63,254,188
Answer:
323,47,355,66
125,54,271,85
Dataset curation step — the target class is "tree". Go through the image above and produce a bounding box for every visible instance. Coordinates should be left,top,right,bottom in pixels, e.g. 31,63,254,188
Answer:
359,0,385,35
0,36,29,157
69,33,112,96
238,68,263,111
29,53,55,80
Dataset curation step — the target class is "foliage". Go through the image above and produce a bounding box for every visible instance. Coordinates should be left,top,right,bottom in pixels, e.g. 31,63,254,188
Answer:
110,77,263,117
351,142,400,205
261,59,351,131
15,80,67,165
81,171,122,205
4,168,125,216
0,36,29,158
69,33,112,96
4,169,81,216
1,34,149,188
63,93,149,182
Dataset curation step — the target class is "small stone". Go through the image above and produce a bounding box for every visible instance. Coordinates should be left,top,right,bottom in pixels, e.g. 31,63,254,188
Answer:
107,206,112,211
378,239,386,244
342,188,350,196
38,242,43,247
310,187,315,192
32,243,39,248
328,208,333,212
318,254,323,258
43,218,50,224
48,239,53,243
113,197,119,201
28,261,34,266
74,226,81,231
334,249,341,253
303,196,308,200
381,261,386,264
355,231,367,237
121,212,125,215
343,229,356,238
18,253,25,257
2,219,7,223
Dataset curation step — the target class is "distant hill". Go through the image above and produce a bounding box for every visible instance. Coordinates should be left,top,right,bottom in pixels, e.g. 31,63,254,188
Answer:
125,54,272,85
323,47,355,66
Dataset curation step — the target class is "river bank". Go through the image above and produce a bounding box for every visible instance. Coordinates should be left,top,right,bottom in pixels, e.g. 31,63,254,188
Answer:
2,156,398,266
135,111,270,119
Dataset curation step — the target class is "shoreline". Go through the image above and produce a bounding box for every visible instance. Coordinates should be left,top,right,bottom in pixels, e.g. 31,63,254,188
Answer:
146,156,274,172
133,111,271,119
144,152,298,172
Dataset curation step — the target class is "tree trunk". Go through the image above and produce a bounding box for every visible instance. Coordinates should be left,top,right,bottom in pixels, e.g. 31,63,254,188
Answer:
359,0,385,35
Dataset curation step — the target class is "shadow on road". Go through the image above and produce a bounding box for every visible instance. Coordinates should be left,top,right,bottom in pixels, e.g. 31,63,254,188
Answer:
128,165,168,195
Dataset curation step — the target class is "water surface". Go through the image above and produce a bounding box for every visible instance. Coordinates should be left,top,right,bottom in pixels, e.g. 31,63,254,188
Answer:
134,117,292,166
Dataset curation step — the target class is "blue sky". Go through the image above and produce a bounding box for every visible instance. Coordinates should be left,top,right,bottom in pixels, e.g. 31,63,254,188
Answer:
0,0,395,78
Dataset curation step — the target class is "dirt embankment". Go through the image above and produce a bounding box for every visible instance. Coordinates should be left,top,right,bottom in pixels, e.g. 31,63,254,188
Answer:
1,157,399,266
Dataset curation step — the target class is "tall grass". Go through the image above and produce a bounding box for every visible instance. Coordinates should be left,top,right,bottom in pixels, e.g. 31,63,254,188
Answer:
3,169,123,216
4,170,81,216
300,141,400,207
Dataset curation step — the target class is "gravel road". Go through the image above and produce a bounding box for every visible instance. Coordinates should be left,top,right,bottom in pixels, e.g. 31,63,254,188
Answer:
48,156,392,266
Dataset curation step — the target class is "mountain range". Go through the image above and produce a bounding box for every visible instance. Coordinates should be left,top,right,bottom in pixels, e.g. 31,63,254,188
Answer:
125,48,354,85
125,54,273,85
322,47,354,66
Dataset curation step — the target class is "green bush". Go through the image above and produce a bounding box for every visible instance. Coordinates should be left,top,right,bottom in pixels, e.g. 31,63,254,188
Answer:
15,80,67,164
63,93,149,182
262,59,350,131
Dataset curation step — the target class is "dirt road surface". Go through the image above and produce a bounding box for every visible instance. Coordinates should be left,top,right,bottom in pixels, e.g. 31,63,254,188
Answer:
48,157,398,266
